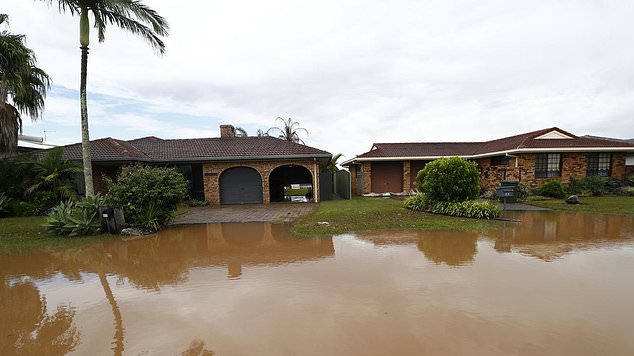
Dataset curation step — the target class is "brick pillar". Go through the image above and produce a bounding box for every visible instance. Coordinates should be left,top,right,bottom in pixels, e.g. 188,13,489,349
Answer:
403,160,411,192
362,162,371,194
611,153,627,180
203,163,220,205
262,173,271,204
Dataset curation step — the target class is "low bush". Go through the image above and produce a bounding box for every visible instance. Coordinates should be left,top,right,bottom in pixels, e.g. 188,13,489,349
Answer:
538,179,567,198
581,176,609,196
416,157,480,203
427,200,501,220
618,186,634,196
403,195,500,219
0,192,11,216
186,199,208,207
627,174,634,187
106,165,188,230
44,195,104,236
402,194,429,211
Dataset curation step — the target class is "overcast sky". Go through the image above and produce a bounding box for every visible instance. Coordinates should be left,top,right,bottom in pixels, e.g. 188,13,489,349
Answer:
5,0,634,158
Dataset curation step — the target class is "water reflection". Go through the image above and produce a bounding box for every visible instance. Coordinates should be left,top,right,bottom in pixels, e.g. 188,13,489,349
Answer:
1,213,633,355
0,280,79,355
492,212,634,261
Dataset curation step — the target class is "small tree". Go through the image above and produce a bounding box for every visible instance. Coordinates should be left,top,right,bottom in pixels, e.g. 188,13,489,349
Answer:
416,157,480,203
106,165,188,230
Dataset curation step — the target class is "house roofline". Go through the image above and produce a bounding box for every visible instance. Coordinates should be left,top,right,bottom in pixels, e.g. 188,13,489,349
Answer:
69,153,333,164
346,147,634,163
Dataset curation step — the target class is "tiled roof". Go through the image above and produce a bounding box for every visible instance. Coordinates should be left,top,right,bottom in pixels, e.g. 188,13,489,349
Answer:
354,127,634,160
50,136,331,162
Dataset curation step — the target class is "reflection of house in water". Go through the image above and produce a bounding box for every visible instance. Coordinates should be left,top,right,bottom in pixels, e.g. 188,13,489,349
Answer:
489,212,634,261
105,223,334,286
357,230,479,267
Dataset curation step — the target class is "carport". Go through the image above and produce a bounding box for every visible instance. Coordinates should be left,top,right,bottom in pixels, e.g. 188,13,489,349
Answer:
269,165,313,202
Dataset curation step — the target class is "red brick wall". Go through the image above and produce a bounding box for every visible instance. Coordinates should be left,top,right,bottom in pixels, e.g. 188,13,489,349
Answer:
611,153,627,180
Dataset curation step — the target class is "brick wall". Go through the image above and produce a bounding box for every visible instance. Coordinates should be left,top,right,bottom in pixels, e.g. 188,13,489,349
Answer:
362,162,371,194
202,159,319,205
478,157,520,191
611,153,627,180
403,160,411,192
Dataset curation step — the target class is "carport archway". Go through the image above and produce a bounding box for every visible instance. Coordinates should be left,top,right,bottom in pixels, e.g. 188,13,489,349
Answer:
269,165,313,202
220,166,264,205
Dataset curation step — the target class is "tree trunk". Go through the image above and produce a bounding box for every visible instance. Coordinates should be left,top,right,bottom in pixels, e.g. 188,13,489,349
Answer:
80,45,95,196
98,272,124,356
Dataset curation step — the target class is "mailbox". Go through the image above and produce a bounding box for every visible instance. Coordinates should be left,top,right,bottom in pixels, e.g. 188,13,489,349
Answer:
496,186,516,203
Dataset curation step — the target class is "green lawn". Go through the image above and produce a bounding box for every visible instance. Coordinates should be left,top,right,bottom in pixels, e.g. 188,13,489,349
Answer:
292,197,499,236
0,216,110,253
529,196,634,215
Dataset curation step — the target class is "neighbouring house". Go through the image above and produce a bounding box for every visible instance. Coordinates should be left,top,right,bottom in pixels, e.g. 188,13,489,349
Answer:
343,127,634,195
17,134,56,153
43,125,332,205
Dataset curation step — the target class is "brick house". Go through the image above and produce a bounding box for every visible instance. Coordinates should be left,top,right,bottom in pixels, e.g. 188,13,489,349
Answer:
50,125,332,205
343,128,634,195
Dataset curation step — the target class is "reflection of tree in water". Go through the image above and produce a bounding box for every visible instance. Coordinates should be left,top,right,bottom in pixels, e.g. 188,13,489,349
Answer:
416,232,478,267
180,339,214,356
0,281,79,355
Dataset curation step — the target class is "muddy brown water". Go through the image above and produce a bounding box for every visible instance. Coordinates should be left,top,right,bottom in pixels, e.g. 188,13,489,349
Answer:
2,212,634,355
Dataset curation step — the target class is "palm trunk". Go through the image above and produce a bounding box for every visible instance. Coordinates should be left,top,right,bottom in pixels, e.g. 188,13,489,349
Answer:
79,8,94,196
98,272,124,356
80,46,94,196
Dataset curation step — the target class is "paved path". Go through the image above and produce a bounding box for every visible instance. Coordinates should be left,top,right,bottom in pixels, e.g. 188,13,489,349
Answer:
173,203,317,224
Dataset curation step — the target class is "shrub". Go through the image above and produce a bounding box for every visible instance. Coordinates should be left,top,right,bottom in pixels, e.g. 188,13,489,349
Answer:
627,174,634,187
0,192,11,215
186,199,208,207
106,165,188,230
538,179,567,198
514,182,529,200
402,194,429,211
581,176,609,196
7,200,39,217
427,200,501,220
618,186,634,196
416,157,480,203
44,195,104,236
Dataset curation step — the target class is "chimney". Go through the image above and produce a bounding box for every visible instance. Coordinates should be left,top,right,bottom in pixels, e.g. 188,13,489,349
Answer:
220,124,235,138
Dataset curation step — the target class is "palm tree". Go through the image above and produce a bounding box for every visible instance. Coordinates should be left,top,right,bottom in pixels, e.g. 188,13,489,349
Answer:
24,147,83,201
267,117,308,144
256,129,268,137
234,127,248,137
326,153,343,173
0,14,50,154
38,1,169,197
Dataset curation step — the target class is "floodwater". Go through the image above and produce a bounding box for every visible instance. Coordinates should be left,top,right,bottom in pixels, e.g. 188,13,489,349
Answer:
2,212,634,355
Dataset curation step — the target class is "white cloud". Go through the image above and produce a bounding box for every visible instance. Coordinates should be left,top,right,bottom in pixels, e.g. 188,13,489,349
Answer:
6,0,634,156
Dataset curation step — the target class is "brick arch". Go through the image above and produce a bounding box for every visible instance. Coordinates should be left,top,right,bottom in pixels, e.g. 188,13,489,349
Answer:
218,164,265,181
202,159,320,205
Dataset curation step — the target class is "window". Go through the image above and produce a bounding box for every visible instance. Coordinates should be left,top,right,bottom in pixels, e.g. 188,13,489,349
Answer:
490,155,510,166
587,153,611,177
535,153,561,178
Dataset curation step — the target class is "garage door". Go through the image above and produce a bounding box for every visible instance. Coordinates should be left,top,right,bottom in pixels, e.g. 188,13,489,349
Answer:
371,161,403,193
220,167,263,204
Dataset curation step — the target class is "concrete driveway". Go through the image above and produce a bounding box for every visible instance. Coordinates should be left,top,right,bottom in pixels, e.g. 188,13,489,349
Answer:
173,203,317,224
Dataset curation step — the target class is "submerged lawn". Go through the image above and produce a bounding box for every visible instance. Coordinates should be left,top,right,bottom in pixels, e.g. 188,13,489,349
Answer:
0,216,109,253
292,197,499,236
529,196,634,215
